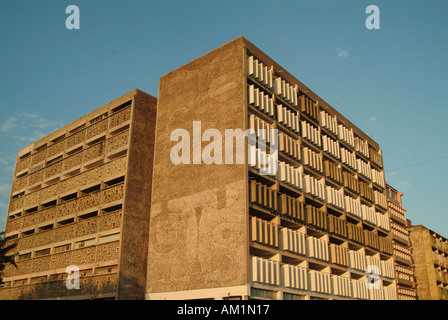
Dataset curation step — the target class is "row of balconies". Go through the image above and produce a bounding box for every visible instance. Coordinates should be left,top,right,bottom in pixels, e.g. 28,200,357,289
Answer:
390,221,409,243
6,185,123,235
247,61,383,168
248,111,385,191
3,237,120,279
397,288,417,300
250,211,393,264
250,256,396,299
250,179,392,253
388,203,407,225
11,130,129,198
14,106,131,176
12,208,122,253
281,138,384,200
395,265,414,284
393,242,411,255
274,161,387,216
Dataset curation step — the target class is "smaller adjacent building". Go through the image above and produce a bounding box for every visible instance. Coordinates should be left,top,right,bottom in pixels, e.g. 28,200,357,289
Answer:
408,224,448,300
0,89,157,300
386,185,416,300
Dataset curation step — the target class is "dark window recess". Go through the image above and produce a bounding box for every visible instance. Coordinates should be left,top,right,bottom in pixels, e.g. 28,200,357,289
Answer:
102,204,122,213
51,134,66,144
66,146,83,156
105,176,125,187
35,144,47,152
78,211,98,220
86,136,105,146
69,124,85,135
18,253,32,261
81,184,101,195
58,218,74,226
12,192,25,199
39,224,53,231
6,234,18,240
47,155,63,165
22,229,35,236
35,248,51,257
19,152,31,160
41,200,57,208
112,101,131,113
8,214,21,221
24,206,38,214
17,171,28,179
61,193,77,202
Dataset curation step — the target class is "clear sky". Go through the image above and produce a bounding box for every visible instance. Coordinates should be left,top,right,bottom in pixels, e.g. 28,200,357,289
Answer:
0,0,447,236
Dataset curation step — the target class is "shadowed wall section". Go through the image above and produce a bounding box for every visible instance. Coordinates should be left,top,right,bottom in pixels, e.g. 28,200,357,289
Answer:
117,91,157,299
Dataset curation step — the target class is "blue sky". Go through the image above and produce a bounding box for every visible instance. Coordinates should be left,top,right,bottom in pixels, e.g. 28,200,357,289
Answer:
0,0,447,236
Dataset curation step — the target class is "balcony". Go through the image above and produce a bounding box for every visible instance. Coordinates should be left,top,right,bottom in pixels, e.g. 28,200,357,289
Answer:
397,277,414,287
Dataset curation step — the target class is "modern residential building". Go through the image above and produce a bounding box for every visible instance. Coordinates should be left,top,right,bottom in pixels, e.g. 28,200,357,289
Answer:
146,36,397,300
386,185,416,300
409,225,448,300
0,89,157,300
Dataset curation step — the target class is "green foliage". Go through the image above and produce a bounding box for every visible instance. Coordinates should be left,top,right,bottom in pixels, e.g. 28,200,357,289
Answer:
0,231,18,285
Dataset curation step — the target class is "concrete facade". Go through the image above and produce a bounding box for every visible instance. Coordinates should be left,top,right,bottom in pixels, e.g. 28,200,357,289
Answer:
386,185,416,300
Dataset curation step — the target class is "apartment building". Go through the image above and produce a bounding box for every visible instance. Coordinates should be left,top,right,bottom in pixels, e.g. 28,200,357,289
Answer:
386,185,416,300
409,225,448,300
0,89,157,300
146,36,397,300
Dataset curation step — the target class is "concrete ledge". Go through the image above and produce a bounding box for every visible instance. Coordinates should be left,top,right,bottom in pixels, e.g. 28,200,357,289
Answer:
146,285,250,300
